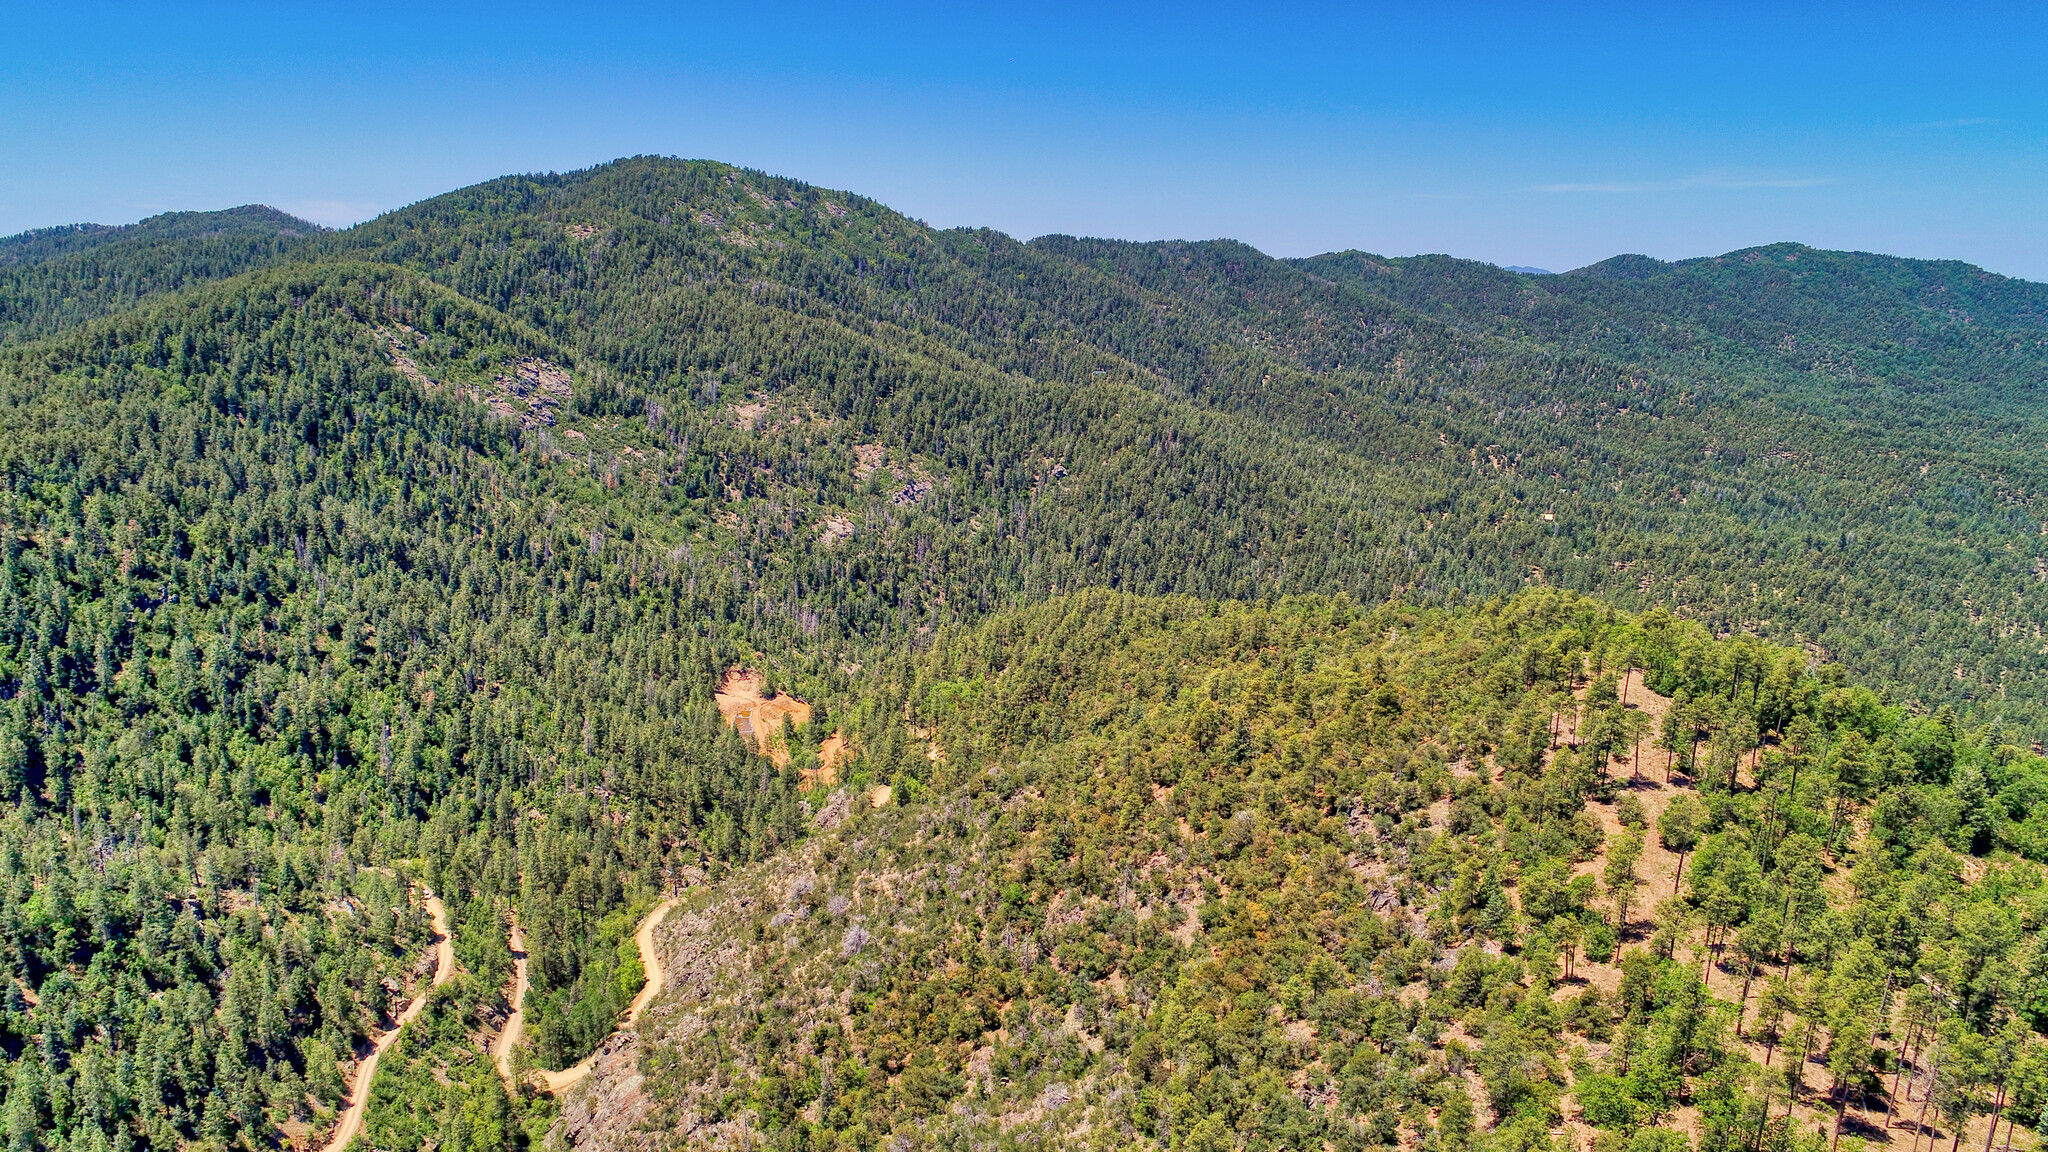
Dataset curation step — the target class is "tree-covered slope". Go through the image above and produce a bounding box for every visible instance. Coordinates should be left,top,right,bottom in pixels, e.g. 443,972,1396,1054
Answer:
0,205,319,343
0,228,1558,1151
302,160,2048,723
0,206,316,267
1300,243,2048,405
0,156,2046,1152
8,160,2045,726
577,589,2048,1152
0,260,822,1150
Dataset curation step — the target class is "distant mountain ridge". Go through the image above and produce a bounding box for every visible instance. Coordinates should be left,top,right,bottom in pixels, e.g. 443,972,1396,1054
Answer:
0,204,319,266
0,205,320,342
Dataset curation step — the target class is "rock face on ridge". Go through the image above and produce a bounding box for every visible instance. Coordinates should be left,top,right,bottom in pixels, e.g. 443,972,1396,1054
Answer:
554,1031,654,1151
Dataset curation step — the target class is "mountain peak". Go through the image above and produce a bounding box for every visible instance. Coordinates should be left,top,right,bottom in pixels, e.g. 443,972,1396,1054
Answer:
1565,252,1669,280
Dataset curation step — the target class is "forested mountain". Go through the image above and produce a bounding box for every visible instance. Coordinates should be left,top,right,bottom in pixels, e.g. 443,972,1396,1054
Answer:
1306,242,2048,386
0,156,2044,1152
0,206,318,343
328,166,2048,722
0,206,315,267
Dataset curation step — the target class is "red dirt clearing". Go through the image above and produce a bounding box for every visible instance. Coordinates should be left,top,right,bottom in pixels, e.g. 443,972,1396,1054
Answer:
714,670,811,767
715,670,848,783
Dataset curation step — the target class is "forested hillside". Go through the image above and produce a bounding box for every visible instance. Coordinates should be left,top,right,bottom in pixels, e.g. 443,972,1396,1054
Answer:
0,206,317,343
327,165,2048,721
1306,243,2048,402
0,156,2044,1152
572,590,2048,1152
7,160,2044,722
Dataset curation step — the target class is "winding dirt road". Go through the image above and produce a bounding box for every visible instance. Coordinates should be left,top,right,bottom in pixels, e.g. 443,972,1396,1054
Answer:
319,891,454,1152
510,899,677,1094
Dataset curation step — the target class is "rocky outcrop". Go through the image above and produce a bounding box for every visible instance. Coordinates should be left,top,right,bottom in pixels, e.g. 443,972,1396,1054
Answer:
553,1031,656,1150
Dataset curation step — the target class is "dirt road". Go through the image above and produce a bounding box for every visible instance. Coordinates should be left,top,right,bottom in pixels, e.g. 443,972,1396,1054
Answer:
491,919,531,1090
532,898,678,1094
319,890,453,1152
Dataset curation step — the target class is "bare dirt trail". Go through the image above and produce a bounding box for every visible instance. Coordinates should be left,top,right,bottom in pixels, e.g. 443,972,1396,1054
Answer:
519,898,678,1095
491,918,531,1091
319,891,453,1152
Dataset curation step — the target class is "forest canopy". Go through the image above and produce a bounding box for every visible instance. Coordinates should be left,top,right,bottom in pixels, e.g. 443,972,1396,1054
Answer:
0,156,2044,1152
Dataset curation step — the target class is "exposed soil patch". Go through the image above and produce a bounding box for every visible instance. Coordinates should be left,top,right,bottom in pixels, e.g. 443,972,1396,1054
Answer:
849,443,938,504
377,326,434,388
816,514,854,548
806,732,851,788
852,443,887,480
714,670,812,767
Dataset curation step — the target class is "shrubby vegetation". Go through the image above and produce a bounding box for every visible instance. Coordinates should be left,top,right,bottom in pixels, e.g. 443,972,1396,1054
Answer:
641,590,2048,1152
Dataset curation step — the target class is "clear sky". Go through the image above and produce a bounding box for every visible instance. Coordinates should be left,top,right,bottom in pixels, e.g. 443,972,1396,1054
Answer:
5,2,2045,278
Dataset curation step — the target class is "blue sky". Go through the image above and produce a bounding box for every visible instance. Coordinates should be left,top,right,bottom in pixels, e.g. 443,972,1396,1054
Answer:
4,2,2045,278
